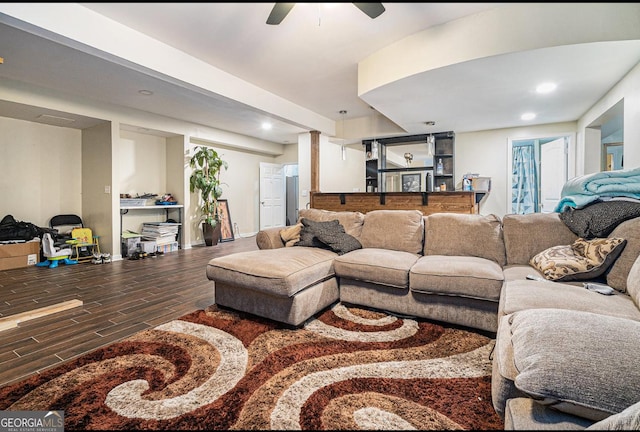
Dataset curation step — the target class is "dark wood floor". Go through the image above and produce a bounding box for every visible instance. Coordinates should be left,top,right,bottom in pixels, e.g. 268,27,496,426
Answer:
0,236,258,388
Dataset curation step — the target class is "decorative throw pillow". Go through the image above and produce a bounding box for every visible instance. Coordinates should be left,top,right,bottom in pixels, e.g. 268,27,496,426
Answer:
295,218,361,254
280,223,302,247
559,200,640,239
529,237,627,281
314,227,362,255
295,218,341,250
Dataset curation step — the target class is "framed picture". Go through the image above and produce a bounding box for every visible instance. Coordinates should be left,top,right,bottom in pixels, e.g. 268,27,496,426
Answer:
217,199,235,242
402,173,421,192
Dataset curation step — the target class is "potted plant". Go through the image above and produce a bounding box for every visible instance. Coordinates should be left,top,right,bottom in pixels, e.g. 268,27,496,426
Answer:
189,146,228,246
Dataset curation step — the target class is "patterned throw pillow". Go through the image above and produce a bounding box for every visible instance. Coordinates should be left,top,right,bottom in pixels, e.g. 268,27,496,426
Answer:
530,237,627,282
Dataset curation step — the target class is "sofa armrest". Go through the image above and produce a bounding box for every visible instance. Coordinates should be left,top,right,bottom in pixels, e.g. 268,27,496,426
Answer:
256,226,286,249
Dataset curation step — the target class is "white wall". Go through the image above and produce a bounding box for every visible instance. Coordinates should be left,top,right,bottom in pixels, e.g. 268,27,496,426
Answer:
117,130,173,243
320,141,365,193
0,117,82,226
119,131,167,198
579,61,640,175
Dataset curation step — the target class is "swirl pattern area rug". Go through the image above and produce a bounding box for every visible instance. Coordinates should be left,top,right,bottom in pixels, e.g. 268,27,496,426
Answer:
0,303,503,430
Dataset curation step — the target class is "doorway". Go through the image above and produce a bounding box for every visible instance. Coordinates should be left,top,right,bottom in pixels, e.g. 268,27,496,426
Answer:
508,135,570,214
587,98,624,173
259,162,299,230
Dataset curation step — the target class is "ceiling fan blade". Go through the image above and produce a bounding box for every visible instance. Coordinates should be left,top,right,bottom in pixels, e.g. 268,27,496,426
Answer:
266,3,296,25
353,3,385,19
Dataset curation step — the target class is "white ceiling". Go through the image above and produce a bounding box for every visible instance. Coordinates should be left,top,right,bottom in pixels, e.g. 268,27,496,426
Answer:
0,3,638,145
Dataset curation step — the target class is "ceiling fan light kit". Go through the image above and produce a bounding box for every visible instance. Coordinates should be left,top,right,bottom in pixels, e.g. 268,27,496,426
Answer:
266,3,385,25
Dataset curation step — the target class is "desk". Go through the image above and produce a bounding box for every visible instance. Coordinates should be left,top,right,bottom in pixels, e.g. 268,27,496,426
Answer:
120,205,184,248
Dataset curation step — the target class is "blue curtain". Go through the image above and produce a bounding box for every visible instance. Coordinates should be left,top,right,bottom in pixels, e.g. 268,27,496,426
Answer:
512,144,537,214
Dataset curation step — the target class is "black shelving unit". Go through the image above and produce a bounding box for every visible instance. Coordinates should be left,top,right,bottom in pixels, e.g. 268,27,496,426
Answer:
433,134,455,192
363,131,455,192
364,143,379,192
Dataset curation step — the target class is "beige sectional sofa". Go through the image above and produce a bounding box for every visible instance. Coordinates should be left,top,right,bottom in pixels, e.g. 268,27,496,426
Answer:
493,214,640,430
206,207,640,430
208,208,508,331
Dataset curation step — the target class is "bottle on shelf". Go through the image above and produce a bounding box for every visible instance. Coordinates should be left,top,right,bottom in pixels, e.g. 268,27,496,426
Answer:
436,158,444,175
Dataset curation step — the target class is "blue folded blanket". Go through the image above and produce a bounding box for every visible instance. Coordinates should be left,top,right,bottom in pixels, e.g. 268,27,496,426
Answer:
555,167,640,212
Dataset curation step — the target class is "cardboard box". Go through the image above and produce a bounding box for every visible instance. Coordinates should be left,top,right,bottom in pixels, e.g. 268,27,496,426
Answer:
472,177,492,192
0,241,40,271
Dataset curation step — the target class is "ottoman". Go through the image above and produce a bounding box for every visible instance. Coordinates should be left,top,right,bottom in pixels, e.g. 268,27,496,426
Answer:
206,247,339,326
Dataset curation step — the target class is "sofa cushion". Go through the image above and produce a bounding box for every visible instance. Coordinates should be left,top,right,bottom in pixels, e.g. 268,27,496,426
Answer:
333,248,419,289
298,208,365,238
410,255,504,301
505,398,594,430
507,308,640,421
206,247,337,297
607,216,640,292
586,400,640,430
529,237,626,282
502,265,545,282
503,213,578,265
499,279,640,321
424,213,506,266
359,210,424,254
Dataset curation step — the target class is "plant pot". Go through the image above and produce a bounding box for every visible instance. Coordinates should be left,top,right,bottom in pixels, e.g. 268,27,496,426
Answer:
202,222,222,246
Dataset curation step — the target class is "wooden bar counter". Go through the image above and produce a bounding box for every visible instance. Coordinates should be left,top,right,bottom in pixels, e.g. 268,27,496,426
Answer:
310,191,485,215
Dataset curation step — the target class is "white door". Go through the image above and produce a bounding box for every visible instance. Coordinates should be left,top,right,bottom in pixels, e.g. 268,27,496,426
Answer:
259,162,286,230
540,137,567,213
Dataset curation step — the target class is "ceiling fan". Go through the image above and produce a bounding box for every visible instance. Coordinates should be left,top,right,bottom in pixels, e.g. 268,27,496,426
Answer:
266,3,386,25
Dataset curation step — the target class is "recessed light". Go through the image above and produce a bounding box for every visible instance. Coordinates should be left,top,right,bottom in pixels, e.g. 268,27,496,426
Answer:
138,89,153,96
536,82,557,94
521,112,536,121
261,122,272,130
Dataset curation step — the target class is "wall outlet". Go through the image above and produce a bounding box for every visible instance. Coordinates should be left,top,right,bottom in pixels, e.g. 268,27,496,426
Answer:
104,185,111,194
301,190,308,197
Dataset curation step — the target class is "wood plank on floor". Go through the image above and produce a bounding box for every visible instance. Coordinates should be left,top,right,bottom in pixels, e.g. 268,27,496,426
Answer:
0,300,83,332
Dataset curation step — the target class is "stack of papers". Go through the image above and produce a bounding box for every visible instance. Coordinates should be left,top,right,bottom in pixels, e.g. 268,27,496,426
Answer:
141,222,180,245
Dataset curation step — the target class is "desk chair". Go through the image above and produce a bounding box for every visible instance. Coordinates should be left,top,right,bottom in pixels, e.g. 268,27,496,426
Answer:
36,233,78,268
